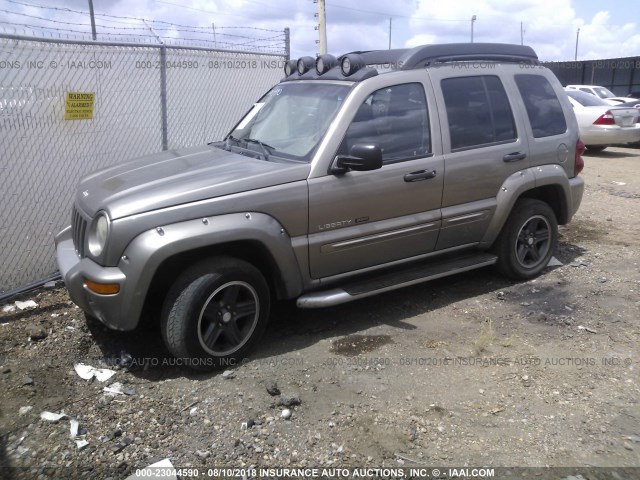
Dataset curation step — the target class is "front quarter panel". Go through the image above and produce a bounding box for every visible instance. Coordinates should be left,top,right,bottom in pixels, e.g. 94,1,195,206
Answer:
119,212,304,326
58,212,304,331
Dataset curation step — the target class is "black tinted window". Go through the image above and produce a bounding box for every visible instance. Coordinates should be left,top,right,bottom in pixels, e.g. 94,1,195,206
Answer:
441,76,517,150
339,83,430,162
515,74,567,138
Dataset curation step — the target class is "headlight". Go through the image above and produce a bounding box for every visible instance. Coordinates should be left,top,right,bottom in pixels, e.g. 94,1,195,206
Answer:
88,213,109,257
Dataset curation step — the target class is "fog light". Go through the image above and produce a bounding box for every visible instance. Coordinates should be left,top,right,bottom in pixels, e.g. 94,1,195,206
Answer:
85,279,120,295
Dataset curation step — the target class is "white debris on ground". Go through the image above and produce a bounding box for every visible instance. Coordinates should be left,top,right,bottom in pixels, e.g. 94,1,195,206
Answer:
73,363,116,382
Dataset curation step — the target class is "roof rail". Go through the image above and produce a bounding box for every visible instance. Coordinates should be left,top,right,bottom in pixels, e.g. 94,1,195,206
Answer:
350,43,538,70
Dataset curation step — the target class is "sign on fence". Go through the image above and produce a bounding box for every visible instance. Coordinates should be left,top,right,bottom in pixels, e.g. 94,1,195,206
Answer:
64,92,95,120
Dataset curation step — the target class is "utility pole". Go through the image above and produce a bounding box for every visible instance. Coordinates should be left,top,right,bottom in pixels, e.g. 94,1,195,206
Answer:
87,0,96,40
575,27,580,61
388,17,392,49
284,27,290,61
212,23,217,48
520,22,524,45
471,15,476,43
317,0,327,55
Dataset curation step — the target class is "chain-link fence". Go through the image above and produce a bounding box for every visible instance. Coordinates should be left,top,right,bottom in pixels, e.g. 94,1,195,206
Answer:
0,35,287,295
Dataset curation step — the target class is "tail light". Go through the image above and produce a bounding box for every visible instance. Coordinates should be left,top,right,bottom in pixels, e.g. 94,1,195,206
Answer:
593,111,615,125
575,138,585,175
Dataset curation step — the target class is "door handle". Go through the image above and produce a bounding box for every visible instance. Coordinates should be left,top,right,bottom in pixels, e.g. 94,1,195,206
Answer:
404,170,437,182
503,152,527,162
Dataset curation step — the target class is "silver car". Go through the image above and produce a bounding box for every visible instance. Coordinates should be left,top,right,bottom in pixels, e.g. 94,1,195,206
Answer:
565,88,640,151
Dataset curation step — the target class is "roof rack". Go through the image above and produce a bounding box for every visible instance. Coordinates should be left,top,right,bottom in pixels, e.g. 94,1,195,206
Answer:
350,43,538,69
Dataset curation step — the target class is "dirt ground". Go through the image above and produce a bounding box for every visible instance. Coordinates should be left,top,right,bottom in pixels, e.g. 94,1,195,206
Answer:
1,147,639,480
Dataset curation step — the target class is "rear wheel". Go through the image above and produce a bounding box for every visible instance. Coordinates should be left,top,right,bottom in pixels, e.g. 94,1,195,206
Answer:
161,257,270,371
494,199,558,280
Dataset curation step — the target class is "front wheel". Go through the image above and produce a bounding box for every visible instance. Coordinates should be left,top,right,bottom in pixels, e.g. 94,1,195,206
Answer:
161,257,270,371
494,199,558,280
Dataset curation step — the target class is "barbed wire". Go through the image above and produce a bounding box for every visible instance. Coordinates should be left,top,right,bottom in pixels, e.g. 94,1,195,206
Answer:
0,0,286,54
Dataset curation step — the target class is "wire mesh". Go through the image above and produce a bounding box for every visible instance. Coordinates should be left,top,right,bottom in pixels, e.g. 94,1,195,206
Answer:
165,49,285,147
0,36,285,293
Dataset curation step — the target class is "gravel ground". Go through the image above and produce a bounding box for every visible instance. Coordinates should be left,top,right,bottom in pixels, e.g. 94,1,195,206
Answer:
1,147,639,480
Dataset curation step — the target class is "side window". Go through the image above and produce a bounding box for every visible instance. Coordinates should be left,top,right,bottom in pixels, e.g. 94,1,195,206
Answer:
441,76,517,151
338,83,430,163
515,74,567,138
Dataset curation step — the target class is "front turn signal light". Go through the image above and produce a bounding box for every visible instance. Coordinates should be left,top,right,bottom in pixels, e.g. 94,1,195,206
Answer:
85,279,120,295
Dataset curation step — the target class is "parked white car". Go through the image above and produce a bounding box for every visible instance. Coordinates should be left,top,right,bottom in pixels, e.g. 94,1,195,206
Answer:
565,89,640,151
566,85,639,105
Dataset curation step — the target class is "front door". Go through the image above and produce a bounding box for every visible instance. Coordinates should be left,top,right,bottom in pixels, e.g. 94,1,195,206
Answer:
308,80,444,279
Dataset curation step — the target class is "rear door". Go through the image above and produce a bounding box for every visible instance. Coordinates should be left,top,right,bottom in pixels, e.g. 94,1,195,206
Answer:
427,65,530,250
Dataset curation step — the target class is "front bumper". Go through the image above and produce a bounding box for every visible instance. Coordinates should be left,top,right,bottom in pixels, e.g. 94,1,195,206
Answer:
55,226,134,331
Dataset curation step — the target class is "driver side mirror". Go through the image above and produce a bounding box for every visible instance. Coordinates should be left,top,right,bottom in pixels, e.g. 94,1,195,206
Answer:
332,144,383,174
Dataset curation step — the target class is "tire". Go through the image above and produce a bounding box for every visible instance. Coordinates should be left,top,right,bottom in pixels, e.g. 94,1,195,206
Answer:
494,199,558,280
585,145,606,152
161,257,270,371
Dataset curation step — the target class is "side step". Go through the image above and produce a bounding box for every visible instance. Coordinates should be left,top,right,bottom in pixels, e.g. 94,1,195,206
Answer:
297,252,497,309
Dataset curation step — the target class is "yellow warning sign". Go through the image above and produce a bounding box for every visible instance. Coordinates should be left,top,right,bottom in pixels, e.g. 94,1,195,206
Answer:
64,92,94,120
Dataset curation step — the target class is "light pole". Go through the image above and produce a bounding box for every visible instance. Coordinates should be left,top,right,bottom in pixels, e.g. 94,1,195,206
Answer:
471,15,477,43
574,27,580,61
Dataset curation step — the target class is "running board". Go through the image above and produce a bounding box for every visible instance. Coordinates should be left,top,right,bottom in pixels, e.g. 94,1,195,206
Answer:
297,252,498,309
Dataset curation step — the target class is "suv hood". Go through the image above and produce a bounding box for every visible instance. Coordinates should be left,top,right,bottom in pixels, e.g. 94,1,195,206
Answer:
76,145,310,219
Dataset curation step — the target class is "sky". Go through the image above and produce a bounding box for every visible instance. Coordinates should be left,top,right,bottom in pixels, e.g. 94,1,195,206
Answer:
1,0,640,61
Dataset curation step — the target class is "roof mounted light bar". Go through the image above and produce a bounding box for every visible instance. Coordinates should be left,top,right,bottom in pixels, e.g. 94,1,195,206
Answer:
281,43,539,83
282,52,376,82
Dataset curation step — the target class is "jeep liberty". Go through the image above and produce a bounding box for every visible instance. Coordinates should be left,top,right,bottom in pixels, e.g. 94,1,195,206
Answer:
55,43,585,369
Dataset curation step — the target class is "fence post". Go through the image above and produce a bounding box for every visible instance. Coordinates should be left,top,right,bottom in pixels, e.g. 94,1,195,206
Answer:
284,27,290,61
160,45,168,150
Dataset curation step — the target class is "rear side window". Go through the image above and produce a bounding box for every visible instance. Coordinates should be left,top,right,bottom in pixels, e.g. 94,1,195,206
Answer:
441,76,517,151
515,74,567,138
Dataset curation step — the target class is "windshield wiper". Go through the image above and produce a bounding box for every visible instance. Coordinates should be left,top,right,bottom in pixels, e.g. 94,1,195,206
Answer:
243,137,274,161
225,135,273,160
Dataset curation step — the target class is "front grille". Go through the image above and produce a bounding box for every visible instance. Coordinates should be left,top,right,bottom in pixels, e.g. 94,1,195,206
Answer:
71,206,88,258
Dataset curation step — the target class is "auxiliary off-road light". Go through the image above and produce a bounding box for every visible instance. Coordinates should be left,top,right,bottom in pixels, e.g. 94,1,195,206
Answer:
297,56,315,75
316,54,338,75
284,59,297,76
340,53,365,76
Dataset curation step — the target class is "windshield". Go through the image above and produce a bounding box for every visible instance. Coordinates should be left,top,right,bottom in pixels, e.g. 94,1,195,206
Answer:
226,82,349,163
566,89,610,107
593,86,616,99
